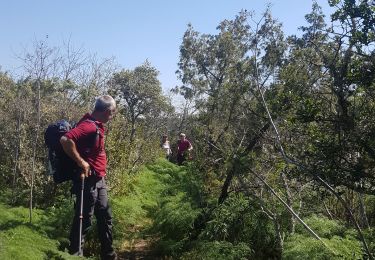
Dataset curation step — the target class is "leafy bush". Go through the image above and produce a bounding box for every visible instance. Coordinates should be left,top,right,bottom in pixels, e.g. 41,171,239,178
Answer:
284,215,362,259
295,215,346,238
202,194,250,241
43,197,75,241
283,234,362,260
153,191,201,241
200,194,279,259
0,203,80,260
180,241,251,260
147,160,203,256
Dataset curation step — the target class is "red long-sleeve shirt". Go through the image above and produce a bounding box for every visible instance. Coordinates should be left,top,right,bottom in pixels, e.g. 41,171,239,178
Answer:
178,139,192,155
64,113,107,177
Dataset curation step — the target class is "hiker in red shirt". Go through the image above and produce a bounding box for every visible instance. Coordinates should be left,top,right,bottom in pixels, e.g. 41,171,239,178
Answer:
60,95,117,260
177,133,193,165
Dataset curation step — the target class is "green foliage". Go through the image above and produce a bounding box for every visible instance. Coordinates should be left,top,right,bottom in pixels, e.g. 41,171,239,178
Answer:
112,167,165,240
364,195,375,225
0,203,80,260
154,191,201,240
362,228,375,255
329,0,375,45
111,158,204,257
147,160,204,256
202,194,249,241
200,194,279,259
180,241,251,260
0,1,375,259
43,197,75,241
284,215,362,259
295,215,346,239
0,158,204,259
283,234,362,260
110,61,173,122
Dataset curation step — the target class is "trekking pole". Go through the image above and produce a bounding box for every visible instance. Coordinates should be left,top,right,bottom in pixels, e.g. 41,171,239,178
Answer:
78,173,85,256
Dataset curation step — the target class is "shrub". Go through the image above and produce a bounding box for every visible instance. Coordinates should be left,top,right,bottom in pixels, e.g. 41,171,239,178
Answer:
295,215,346,238
200,194,279,259
284,216,362,259
180,241,251,260
283,234,362,259
0,203,80,260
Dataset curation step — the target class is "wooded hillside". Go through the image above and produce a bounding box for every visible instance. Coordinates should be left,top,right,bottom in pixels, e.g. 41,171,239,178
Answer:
0,1,374,259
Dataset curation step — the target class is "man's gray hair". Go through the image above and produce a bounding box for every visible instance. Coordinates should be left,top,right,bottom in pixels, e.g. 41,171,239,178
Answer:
94,95,116,112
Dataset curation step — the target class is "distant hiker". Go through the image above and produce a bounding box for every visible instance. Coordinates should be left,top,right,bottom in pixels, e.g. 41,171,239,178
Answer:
176,133,193,165
60,95,117,260
161,134,172,160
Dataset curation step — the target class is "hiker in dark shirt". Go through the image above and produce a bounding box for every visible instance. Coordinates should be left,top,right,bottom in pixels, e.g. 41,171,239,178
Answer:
176,133,193,165
60,95,117,260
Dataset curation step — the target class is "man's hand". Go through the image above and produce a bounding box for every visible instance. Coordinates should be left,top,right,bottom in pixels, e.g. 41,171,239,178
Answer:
78,159,91,177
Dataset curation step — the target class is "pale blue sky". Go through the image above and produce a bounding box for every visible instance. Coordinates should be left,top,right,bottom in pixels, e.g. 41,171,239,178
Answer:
0,0,333,93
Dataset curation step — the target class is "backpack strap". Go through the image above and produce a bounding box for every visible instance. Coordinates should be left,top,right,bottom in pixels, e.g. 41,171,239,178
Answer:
84,119,100,145
75,118,101,152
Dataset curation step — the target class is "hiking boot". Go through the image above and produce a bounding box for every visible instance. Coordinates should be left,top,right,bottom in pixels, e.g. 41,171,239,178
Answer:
101,250,117,260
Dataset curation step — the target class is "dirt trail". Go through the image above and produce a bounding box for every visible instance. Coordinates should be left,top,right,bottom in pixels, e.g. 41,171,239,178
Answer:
117,236,159,260
118,226,165,260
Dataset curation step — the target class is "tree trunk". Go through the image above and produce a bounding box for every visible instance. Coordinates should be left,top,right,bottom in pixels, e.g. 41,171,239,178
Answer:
29,80,41,223
273,215,284,259
280,170,295,233
11,103,22,205
358,192,370,229
218,122,270,204
130,117,136,144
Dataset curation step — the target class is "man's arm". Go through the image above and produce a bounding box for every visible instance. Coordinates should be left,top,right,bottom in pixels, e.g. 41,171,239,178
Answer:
188,141,193,151
60,136,91,177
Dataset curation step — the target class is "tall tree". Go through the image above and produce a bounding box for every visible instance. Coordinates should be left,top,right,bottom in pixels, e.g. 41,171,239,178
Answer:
108,61,173,176
111,61,173,142
272,1,375,256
